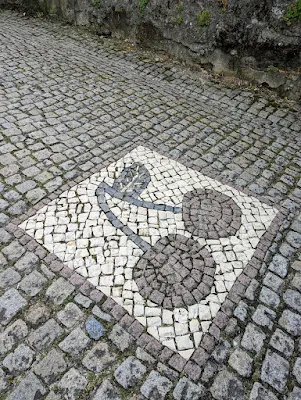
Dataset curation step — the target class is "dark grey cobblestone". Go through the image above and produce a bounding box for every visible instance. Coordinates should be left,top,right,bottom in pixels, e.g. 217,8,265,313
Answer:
0,9,301,400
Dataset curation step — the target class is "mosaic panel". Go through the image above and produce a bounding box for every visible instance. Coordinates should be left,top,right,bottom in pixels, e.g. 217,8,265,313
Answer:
19,146,278,360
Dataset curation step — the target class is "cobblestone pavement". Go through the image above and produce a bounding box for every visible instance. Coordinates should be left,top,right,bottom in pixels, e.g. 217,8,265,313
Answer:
0,9,301,400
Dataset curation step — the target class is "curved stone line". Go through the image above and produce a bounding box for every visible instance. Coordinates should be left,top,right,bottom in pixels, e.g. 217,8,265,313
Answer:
96,182,182,251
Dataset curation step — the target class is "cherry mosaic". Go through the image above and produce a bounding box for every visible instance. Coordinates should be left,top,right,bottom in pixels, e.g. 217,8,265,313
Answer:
19,146,279,360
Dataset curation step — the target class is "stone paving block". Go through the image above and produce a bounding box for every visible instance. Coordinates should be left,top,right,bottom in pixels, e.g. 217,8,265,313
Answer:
74,293,92,308
46,277,75,305
6,372,46,400
0,288,27,325
259,286,280,309
157,362,179,382
0,252,7,268
82,343,116,373
92,379,122,400
228,348,253,377
261,350,290,393
3,344,34,374
25,302,51,326
0,319,28,356
19,270,47,296
136,347,156,364
263,272,284,292
210,370,244,400
287,387,301,400
286,231,301,249
14,251,39,273
59,327,90,357
279,309,301,336
252,305,276,330
233,301,248,322
245,279,259,301
0,228,12,245
283,289,301,313
270,328,295,356
28,318,64,350
291,273,301,292
241,323,266,353
173,377,206,400
140,371,172,400
249,382,278,400
109,323,134,352
293,358,301,385
57,303,84,328
0,268,21,288
2,241,25,262
85,316,105,340
57,368,88,400
34,349,67,384
212,340,231,364
0,368,7,393
114,356,147,389
92,305,112,322
269,254,288,278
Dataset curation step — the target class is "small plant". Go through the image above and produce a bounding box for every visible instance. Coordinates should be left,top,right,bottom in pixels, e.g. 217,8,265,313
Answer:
218,0,227,11
177,2,184,12
283,0,301,24
175,14,184,24
174,2,184,24
138,0,149,16
92,0,101,9
197,10,211,26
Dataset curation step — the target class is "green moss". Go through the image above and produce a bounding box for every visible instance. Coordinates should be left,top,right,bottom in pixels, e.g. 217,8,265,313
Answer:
283,0,301,24
196,10,211,27
177,2,184,12
138,0,149,16
92,0,101,9
175,14,184,24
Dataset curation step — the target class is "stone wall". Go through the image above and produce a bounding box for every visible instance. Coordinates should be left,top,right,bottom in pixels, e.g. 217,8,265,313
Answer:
2,0,301,99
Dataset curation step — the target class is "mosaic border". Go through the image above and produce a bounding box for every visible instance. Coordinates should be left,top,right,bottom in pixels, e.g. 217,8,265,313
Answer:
9,142,289,381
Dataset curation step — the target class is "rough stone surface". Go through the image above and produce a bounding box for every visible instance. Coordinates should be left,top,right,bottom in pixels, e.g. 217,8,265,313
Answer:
57,303,84,328
2,344,34,374
19,270,47,297
140,371,173,400
8,0,301,100
28,319,64,350
109,324,134,352
241,323,266,354
57,368,88,399
249,383,278,400
85,317,105,340
59,327,90,357
82,343,116,373
210,370,244,400
46,278,75,305
261,350,290,393
6,372,46,400
293,358,301,385
0,268,21,288
279,310,301,336
270,328,295,356
228,348,253,377
0,289,27,325
34,349,67,384
173,377,205,400
114,356,147,389
92,379,122,400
